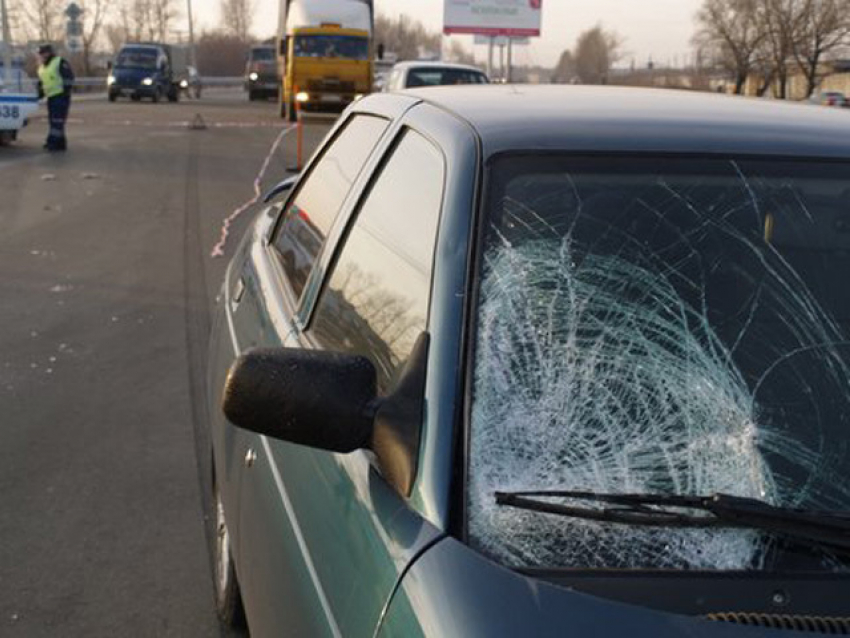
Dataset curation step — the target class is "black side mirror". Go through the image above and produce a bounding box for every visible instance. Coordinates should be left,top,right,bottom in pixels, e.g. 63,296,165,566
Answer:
377,43,385,61
222,333,430,496
223,348,377,453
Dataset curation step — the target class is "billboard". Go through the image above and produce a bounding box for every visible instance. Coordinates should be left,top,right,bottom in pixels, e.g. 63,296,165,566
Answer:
444,0,542,37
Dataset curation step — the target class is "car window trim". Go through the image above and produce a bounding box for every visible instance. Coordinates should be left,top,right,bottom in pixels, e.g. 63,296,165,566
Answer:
285,105,422,331
264,112,391,312
298,122,448,335
292,120,449,500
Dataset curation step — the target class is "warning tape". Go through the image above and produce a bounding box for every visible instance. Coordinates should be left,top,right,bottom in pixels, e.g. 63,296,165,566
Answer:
32,116,287,129
210,125,295,258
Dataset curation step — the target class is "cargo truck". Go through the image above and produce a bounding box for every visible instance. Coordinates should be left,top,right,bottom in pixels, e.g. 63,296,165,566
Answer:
108,43,191,103
245,43,279,100
277,0,374,120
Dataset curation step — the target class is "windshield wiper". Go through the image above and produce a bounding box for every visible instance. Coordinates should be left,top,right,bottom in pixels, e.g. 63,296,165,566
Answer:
495,490,850,554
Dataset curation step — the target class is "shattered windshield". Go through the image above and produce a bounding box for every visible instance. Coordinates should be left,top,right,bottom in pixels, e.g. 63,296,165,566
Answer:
468,154,850,572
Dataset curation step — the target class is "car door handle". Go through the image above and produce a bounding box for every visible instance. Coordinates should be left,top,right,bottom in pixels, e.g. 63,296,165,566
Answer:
244,448,257,468
230,277,246,312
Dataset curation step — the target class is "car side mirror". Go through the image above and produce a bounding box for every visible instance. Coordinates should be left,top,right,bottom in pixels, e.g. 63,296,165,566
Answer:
223,348,377,453
262,175,299,203
222,333,430,496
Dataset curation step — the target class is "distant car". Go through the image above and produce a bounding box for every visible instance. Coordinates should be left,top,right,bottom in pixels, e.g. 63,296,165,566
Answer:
245,44,279,101
383,60,489,91
810,90,847,107
178,65,202,99
207,86,850,636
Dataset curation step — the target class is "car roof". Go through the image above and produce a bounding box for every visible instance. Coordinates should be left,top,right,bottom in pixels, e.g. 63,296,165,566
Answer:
388,85,850,160
394,60,487,73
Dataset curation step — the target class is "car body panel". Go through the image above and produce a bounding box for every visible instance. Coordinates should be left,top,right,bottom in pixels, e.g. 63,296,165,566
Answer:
211,94,453,637
209,86,850,636
379,536,793,638
402,85,850,159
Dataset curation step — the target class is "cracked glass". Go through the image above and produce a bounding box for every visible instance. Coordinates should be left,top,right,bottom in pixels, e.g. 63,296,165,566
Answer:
468,154,850,572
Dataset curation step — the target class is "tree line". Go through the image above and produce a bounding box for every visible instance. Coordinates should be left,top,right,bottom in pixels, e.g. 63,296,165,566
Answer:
10,0,256,76
552,25,624,84
694,0,850,97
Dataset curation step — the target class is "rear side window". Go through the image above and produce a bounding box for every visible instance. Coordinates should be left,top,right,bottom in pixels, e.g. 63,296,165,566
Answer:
308,130,445,394
406,68,488,87
272,114,389,300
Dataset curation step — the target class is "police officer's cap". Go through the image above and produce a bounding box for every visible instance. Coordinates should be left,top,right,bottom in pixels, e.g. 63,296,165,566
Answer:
37,44,54,55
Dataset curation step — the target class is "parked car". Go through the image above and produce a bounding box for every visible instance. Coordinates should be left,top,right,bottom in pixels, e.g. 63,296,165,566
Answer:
208,85,850,637
245,44,279,101
383,60,489,91
809,90,847,107
178,65,202,99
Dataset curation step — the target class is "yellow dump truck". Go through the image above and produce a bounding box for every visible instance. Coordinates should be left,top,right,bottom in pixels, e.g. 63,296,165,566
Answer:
278,0,374,121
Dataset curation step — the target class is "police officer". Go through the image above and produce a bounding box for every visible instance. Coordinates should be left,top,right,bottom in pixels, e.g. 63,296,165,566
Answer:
36,44,75,152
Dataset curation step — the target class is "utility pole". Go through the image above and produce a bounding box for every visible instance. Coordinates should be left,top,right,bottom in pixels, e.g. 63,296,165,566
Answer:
486,35,493,78
498,42,504,82
1,0,13,87
506,38,512,83
186,0,196,67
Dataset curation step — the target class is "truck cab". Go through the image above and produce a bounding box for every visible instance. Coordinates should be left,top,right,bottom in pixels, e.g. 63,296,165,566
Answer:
278,0,374,120
108,44,178,103
245,44,279,101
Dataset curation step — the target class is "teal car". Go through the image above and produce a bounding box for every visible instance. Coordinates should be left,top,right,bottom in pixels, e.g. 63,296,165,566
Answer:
208,86,850,637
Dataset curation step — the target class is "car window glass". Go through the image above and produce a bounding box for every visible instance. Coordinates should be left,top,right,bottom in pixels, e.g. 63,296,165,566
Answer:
406,68,487,87
308,129,445,395
469,154,850,574
272,114,389,300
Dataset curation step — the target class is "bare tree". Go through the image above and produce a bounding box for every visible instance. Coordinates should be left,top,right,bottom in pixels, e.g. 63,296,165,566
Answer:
552,49,576,83
196,30,250,75
759,0,805,98
78,0,109,75
20,0,63,42
220,0,254,42
150,0,178,41
445,39,475,65
573,25,623,84
792,0,850,96
694,0,765,94
374,14,441,61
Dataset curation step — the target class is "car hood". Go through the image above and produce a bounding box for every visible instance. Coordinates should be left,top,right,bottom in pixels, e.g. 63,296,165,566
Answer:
381,536,809,637
113,68,156,82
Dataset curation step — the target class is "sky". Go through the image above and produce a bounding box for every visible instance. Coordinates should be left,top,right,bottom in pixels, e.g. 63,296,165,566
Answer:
187,0,705,69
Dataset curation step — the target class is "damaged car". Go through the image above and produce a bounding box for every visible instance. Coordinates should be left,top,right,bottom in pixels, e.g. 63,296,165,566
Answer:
208,85,850,637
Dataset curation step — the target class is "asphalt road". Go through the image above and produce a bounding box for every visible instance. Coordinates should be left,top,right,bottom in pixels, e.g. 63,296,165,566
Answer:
0,89,333,637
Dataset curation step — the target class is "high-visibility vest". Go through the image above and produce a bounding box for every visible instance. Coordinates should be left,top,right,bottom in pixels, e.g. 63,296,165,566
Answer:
38,56,64,98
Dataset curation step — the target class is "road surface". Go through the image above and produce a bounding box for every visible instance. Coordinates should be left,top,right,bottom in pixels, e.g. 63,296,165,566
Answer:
0,89,333,637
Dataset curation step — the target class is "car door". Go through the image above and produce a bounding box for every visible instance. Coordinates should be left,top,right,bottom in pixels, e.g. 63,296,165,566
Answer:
211,109,392,597
234,123,449,637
